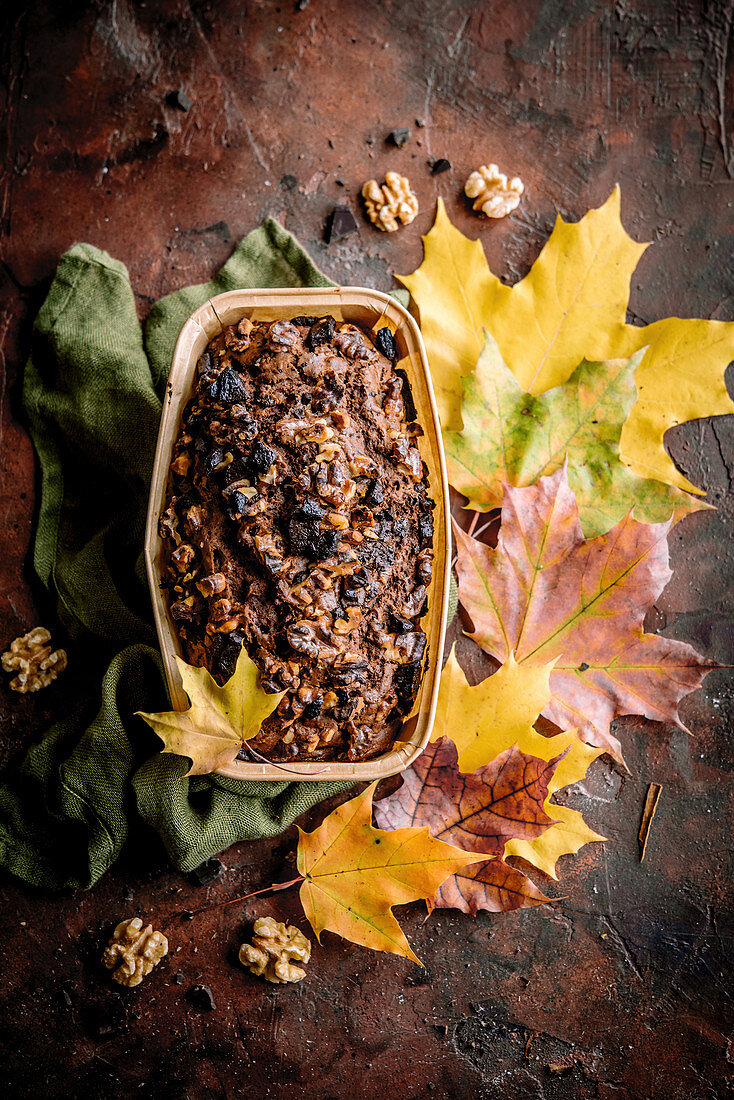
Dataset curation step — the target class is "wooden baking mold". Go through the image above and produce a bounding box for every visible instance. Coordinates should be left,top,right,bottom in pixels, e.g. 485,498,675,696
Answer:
144,287,451,781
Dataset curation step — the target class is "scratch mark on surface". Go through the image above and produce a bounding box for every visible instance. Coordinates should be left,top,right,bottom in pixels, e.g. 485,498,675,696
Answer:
0,10,27,240
244,124,269,172
710,1,734,177
447,14,470,60
600,915,644,982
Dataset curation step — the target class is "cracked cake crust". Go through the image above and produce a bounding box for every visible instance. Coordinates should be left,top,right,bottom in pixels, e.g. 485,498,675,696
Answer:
159,315,434,762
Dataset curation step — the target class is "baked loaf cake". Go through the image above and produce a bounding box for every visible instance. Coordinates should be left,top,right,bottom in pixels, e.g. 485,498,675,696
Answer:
159,314,434,762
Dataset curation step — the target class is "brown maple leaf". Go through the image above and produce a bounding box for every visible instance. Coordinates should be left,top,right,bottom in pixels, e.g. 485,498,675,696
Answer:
434,859,550,914
453,465,714,761
374,737,560,914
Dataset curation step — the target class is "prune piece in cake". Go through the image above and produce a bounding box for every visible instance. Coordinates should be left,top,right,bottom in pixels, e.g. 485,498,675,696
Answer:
357,536,393,574
221,457,250,487
227,490,258,521
374,327,398,362
393,661,423,710
417,505,434,547
363,478,383,506
288,516,340,561
388,611,414,634
302,698,323,719
208,366,248,404
297,496,328,521
393,516,409,540
202,446,226,474
210,631,245,684
247,441,278,475
306,316,336,349
288,516,318,556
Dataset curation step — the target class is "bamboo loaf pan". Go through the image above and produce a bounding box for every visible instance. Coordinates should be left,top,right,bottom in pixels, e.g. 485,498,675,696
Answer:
144,287,451,781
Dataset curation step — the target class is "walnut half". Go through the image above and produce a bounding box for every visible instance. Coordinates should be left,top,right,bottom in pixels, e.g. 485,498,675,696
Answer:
464,163,524,218
239,917,311,984
1,627,67,693
101,917,168,988
362,172,419,232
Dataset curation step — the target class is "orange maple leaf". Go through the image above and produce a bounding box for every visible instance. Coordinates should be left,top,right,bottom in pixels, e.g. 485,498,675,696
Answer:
374,737,560,914
296,782,486,963
453,465,714,761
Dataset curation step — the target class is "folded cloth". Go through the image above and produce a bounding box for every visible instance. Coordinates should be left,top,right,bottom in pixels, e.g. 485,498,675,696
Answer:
0,222,355,890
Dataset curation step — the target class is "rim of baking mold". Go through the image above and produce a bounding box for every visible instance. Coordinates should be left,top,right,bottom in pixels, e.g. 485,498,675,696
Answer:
144,286,451,781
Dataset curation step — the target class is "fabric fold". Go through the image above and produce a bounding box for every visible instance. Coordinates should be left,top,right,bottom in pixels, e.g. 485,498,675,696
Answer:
1,222,352,891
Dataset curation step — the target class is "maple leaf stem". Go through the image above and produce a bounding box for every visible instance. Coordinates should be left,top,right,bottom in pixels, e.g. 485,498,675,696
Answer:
471,517,494,540
466,510,480,537
178,876,303,920
241,741,329,774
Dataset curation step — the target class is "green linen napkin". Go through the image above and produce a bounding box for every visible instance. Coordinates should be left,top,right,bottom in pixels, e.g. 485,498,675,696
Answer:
0,221,355,891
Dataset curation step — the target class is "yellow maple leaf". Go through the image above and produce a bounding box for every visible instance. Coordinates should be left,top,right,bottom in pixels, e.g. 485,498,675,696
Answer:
433,647,551,773
401,193,734,502
619,316,734,494
504,730,605,880
396,197,507,429
136,647,285,776
297,781,486,963
486,187,647,394
434,648,605,878
399,190,645,427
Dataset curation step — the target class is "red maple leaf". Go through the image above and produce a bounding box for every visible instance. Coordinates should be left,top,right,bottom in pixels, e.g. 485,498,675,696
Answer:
453,465,714,760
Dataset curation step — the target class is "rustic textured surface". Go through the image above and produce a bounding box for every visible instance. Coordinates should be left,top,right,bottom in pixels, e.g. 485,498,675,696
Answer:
1,1,733,1097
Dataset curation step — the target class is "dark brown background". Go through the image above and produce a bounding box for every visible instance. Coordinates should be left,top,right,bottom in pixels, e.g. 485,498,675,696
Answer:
1,1,733,1097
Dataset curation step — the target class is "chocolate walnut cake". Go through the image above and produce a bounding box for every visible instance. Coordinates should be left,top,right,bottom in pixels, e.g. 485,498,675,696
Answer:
158,314,434,762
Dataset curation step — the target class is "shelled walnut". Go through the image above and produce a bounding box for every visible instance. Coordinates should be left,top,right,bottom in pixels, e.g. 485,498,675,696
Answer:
1,627,67,693
362,172,419,231
239,917,311,984
101,917,168,988
464,163,524,218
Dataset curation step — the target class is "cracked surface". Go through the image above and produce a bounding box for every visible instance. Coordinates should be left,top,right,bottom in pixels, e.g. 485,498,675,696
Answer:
1,1,734,1097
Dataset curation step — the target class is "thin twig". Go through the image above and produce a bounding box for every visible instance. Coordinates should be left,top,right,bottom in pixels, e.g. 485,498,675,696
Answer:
180,876,303,921
466,510,480,537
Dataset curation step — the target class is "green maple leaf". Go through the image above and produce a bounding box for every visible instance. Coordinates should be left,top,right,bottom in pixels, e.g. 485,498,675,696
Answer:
444,331,707,537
